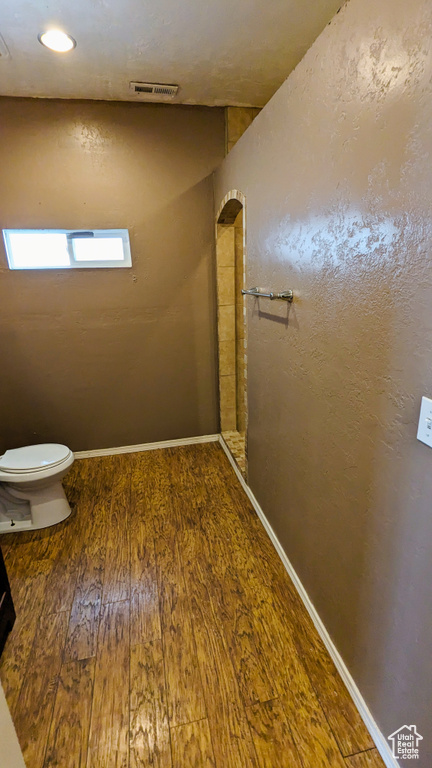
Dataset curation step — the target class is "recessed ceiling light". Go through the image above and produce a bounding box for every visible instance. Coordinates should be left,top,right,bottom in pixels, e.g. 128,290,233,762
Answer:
38,30,76,53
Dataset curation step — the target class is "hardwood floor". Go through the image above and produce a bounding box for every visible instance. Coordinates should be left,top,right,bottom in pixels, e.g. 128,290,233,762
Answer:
0,443,384,768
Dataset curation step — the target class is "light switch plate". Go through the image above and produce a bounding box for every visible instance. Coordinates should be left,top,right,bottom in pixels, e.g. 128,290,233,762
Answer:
417,396,432,447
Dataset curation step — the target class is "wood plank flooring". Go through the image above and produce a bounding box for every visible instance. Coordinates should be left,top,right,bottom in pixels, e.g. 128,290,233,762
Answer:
0,443,384,768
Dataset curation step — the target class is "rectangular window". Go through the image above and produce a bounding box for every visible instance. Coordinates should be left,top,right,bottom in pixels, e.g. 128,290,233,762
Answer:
2,229,132,270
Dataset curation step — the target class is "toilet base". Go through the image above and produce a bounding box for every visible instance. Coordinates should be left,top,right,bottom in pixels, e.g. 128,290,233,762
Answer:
0,481,71,534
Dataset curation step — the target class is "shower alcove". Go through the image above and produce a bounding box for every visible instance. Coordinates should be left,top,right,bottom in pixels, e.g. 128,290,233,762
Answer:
216,190,247,477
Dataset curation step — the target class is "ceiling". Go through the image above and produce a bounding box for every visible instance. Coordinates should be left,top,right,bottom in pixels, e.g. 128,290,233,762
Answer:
0,0,343,107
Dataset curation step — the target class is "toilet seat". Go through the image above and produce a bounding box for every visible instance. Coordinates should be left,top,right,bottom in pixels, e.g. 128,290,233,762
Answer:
0,444,72,474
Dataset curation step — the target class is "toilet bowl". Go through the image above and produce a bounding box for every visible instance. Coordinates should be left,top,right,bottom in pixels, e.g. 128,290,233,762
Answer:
0,444,74,534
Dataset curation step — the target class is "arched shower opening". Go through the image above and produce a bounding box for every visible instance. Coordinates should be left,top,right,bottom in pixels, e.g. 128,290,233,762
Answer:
216,190,247,477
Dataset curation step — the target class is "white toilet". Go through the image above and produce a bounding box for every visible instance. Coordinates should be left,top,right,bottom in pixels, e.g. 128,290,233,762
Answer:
0,444,74,534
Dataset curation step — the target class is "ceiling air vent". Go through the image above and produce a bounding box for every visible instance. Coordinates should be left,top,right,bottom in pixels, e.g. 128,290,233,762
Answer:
0,34,10,60
129,81,179,101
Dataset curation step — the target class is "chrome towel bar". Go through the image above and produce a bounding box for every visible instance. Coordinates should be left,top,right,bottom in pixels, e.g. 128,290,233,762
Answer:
241,286,293,302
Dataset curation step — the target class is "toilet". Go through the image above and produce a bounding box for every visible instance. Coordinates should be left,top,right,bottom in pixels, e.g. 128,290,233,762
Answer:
0,444,74,534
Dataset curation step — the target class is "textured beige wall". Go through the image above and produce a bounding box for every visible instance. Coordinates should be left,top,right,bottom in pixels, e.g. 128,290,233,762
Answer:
0,97,225,452
215,0,432,762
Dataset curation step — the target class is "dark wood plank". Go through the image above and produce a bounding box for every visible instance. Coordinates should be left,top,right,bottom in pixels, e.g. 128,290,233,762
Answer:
87,600,129,768
168,446,276,706
246,699,302,768
182,527,258,768
222,578,276,708
193,460,346,768
149,450,183,539
130,452,161,646
6,525,64,583
1,458,101,708
130,639,171,768
179,445,348,768
291,618,375,756
44,658,95,768
13,611,69,768
171,719,216,768
182,493,277,708
154,529,206,728
42,499,87,615
211,445,375,756
102,455,131,605
219,547,346,766
165,445,209,530
64,459,113,662
345,749,386,768
63,510,104,661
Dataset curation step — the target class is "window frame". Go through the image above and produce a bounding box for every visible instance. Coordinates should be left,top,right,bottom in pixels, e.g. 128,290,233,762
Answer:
2,228,132,270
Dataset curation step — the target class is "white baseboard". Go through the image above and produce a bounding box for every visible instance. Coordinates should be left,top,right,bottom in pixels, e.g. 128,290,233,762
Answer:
218,435,397,768
74,434,219,459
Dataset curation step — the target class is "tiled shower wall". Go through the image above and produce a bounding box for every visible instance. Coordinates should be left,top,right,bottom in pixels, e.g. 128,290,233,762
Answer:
216,204,247,437
217,223,237,432
225,107,261,154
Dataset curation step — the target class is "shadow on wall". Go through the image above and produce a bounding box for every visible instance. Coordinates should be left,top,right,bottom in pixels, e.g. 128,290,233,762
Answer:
0,176,218,454
252,298,298,329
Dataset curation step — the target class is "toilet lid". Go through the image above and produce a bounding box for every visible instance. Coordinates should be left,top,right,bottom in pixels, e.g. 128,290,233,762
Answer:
0,443,71,473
